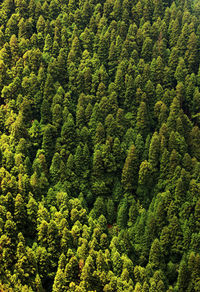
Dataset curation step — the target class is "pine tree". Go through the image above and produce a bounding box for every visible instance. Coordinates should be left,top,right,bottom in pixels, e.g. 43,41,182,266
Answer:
138,160,153,195
121,145,139,192
136,101,150,137
52,104,62,132
94,122,105,145
112,250,122,276
167,97,181,131
61,114,76,152
141,37,153,62
149,132,160,170
15,233,37,285
185,32,199,73
50,153,61,184
117,199,128,229
42,124,56,166
80,255,94,289
92,149,104,179
174,57,188,83
52,268,67,292
26,196,38,237
190,126,200,161
149,238,163,270
93,197,106,218
176,256,189,292
14,194,27,232
106,198,116,224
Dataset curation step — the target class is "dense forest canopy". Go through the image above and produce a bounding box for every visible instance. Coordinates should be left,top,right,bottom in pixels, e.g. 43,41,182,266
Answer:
0,0,200,291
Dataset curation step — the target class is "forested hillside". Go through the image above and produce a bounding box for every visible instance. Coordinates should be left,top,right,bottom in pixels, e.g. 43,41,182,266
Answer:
0,0,200,291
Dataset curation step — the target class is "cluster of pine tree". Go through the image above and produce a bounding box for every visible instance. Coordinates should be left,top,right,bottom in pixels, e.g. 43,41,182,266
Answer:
0,0,200,291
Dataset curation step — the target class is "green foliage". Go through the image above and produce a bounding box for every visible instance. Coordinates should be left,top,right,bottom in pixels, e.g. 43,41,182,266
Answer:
121,144,139,192
0,0,199,290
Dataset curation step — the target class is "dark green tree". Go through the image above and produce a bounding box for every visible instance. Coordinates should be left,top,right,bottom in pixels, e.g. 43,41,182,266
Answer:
121,145,139,192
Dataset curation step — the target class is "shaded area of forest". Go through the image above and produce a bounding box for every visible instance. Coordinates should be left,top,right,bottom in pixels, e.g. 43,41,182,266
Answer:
0,0,200,291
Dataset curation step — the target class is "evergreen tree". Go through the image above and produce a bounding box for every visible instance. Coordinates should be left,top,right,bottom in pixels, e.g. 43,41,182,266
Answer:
121,145,139,192
61,114,76,152
50,153,61,184
136,101,150,137
148,132,160,170
0,0,198,290
42,124,56,166
14,194,27,232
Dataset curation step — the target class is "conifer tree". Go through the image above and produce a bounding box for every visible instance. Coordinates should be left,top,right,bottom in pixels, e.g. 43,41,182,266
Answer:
121,145,139,192
50,153,61,184
14,193,26,231
136,101,150,137
185,32,198,73
0,0,199,290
